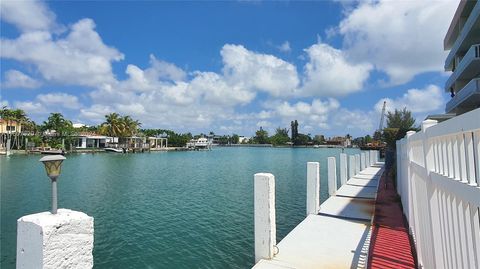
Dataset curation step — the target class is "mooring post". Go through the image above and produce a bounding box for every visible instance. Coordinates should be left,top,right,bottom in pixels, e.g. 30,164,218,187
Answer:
254,173,276,263
327,157,337,197
369,150,374,165
365,151,372,167
355,154,360,174
340,153,347,186
306,162,320,215
360,153,366,171
16,209,94,269
349,155,355,179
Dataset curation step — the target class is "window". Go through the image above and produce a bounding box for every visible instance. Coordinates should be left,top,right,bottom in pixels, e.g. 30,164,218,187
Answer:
6,126,16,131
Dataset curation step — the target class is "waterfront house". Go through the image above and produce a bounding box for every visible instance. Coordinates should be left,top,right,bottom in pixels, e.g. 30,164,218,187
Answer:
72,132,118,149
0,119,21,134
444,0,480,114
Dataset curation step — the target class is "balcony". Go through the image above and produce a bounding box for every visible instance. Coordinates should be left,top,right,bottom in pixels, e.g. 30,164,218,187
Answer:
444,1,480,71
446,78,480,113
445,44,480,92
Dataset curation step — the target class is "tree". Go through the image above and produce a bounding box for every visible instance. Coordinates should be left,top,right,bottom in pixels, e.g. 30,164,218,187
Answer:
231,134,239,144
313,135,325,145
383,108,418,149
42,113,74,149
253,127,269,144
270,127,290,146
386,108,416,130
290,120,298,142
101,113,122,137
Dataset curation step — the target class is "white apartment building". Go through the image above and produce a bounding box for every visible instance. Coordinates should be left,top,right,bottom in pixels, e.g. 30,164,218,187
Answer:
444,0,480,114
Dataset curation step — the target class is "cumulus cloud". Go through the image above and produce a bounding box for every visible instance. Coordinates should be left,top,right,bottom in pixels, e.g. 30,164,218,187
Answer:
2,70,41,89
1,18,124,87
332,109,376,133
375,85,444,113
301,43,372,96
278,41,291,53
13,92,82,117
0,0,58,32
221,44,300,97
37,93,82,109
338,0,457,85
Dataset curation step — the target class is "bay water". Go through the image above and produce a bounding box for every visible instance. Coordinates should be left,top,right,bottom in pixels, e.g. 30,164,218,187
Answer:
1,147,360,268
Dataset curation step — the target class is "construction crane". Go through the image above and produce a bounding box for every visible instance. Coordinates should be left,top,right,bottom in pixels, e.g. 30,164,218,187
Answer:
378,101,386,131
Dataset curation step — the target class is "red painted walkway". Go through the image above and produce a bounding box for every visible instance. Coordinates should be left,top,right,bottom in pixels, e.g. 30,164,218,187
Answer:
368,171,416,269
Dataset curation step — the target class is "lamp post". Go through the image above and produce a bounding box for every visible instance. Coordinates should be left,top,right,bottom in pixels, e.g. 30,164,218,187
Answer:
39,155,66,214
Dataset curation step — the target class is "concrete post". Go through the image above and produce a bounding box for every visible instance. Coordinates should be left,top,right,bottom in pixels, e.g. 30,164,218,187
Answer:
339,153,347,186
16,209,94,269
365,152,370,168
360,153,366,170
306,162,320,215
355,154,360,174
349,155,355,179
370,150,374,165
254,173,276,263
327,157,337,197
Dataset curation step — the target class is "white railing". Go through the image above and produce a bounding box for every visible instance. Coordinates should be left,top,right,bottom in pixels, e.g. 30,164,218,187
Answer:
396,108,480,269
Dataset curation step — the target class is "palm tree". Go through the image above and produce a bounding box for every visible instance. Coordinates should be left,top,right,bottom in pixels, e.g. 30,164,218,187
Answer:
102,113,122,137
11,109,28,148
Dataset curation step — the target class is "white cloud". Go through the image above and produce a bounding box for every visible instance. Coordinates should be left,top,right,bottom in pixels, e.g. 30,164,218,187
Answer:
14,101,47,115
278,41,291,53
221,44,300,97
339,0,458,85
37,93,81,109
0,0,58,32
1,18,124,87
301,43,372,96
332,109,376,133
375,84,444,113
2,70,41,89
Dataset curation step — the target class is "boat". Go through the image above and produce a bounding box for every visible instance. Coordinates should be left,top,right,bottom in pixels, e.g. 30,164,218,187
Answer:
105,148,125,153
186,137,212,150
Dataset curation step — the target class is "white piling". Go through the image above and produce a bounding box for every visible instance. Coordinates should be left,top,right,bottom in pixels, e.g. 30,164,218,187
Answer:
349,155,355,179
16,209,94,269
366,152,370,168
339,153,347,186
369,150,374,165
254,173,276,263
360,153,366,170
306,162,320,216
327,157,337,197
355,154,360,174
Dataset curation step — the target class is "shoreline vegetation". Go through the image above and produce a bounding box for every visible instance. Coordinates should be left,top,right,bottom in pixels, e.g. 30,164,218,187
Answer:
1,106,414,154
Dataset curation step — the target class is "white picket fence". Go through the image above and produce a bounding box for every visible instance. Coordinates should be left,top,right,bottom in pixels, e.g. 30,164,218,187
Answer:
396,108,480,269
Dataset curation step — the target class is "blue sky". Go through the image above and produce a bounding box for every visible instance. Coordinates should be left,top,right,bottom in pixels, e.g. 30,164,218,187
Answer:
0,0,458,137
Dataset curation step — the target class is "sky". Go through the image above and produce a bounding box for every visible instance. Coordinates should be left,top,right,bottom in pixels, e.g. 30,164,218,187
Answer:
0,0,458,137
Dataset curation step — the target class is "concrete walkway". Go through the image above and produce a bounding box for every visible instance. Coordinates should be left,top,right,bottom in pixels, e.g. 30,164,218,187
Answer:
253,164,384,269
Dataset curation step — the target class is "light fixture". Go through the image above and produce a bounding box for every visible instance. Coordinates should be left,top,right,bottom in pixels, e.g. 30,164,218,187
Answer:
39,155,66,214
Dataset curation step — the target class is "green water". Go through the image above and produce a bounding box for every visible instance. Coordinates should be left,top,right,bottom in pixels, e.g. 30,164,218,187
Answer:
1,147,360,268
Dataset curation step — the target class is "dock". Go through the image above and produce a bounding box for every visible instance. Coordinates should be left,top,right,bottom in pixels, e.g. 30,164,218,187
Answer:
253,152,384,269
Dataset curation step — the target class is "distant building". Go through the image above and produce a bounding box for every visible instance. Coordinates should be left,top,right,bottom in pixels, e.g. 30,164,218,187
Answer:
72,123,87,129
443,0,480,114
325,136,351,147
72,132,117,149
0,119,22,134
238,136,250,144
